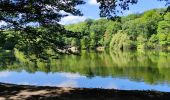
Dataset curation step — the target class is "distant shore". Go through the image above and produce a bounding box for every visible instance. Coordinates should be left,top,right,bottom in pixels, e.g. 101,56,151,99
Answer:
0,83,170,100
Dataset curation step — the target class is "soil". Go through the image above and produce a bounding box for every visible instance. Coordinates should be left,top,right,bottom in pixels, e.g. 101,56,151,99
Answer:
0,82,170,100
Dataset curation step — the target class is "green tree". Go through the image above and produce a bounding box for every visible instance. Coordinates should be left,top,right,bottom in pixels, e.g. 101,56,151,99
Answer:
122,9,163,41
141,9,163,37
157,12,170,47
65,22,90,48
0,0,169,54
137,35,147,50
104,21,121,47
0,31,6,48
110,31,136,50
0,0,86,57
90,19,108,48
147,34,159,49
121,13,142,23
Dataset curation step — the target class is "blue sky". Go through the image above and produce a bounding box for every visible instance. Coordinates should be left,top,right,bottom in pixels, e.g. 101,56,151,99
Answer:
60,0,167,25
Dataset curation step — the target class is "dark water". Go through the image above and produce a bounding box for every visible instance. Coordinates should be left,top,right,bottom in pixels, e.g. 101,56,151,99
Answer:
0,50,170,92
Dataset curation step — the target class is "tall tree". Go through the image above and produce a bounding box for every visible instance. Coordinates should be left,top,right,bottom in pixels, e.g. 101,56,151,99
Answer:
157,12,170,46
0,0,85,28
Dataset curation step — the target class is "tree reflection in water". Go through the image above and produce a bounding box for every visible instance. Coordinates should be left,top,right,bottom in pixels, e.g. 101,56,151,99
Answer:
0,50,170,85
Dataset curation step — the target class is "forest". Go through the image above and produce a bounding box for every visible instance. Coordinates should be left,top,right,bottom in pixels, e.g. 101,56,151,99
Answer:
65,8,170,51
0,8,170,54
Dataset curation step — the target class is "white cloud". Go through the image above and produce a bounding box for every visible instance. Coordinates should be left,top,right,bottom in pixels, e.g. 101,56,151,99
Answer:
58,80,78,87
0,71,11,78
88,0,99,5
0,21,7,26
59,16,87,25
17,82,37,86
60,72,85,79
105,83,118,89
59,10,71,15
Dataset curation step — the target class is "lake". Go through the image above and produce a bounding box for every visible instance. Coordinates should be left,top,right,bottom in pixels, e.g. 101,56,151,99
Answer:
0,50,170,92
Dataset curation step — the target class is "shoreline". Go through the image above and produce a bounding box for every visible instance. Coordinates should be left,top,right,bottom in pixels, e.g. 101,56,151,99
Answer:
0,83,170,100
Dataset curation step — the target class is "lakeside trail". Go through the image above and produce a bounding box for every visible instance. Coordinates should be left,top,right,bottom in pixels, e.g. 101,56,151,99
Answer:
0,83,170,100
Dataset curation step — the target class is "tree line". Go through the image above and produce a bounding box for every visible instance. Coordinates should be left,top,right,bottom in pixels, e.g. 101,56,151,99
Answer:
0,8,170,54
0,0,170,57
65,8,170,51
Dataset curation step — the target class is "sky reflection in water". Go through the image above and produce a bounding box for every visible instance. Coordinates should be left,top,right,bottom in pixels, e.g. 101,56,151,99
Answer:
0,71,170,92
0,51,170,92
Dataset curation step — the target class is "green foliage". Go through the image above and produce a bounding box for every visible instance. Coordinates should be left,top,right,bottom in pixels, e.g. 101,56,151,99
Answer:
0,0,85,28
157,12,170,47
164,12,170,21
1,8,170,55
0,31,6,47
110,31,136,50
65,20,93,48
0,0,85,58
0,0,169,58
122,9,163,41
147,34,159,49
104,21,121,47
137,35,147,50
122,18,141,40
89,19,108,47
121,13,142,22
0,30,19,50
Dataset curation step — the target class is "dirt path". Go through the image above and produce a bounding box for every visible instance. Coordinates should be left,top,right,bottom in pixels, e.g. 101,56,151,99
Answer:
0,83,170,100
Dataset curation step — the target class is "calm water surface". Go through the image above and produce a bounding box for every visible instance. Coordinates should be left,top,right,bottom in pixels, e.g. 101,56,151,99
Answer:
0,50,170,92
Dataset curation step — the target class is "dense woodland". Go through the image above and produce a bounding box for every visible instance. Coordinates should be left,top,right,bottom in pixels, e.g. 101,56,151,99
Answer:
0,9,170,54
65,9,170,51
